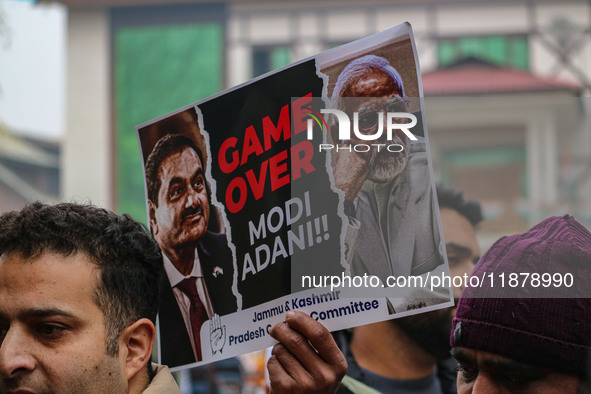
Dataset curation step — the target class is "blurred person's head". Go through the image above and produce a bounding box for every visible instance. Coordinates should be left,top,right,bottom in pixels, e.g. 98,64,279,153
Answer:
331,54,409,183
437,184,483,300
451,215,591,393
145,134,211,260
0,202,163,393
393,184,483,360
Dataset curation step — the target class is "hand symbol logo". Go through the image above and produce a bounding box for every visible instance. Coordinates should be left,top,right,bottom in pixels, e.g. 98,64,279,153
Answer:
209,313,226,355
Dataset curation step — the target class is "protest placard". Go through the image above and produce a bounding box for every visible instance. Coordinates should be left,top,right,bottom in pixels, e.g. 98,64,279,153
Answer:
137,22,452,371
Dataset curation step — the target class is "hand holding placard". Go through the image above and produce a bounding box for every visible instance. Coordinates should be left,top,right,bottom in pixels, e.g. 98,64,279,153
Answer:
267,311,347,393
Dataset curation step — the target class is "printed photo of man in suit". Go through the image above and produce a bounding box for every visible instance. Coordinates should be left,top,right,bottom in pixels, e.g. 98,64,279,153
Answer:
145,133,237,368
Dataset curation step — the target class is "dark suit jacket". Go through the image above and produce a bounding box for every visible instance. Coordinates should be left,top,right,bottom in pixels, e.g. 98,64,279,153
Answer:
158,231,237,368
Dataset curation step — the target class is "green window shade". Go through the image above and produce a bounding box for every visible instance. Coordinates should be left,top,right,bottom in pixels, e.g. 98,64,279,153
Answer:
114,23,223,222
459,37,482,58
485,36,507,65
437,40,456,67
442,147,525,167
511,39,529,69
437,35,528,70
270,47,291,70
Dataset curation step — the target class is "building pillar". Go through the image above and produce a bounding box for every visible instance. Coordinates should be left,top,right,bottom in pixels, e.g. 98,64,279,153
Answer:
63,8,111,208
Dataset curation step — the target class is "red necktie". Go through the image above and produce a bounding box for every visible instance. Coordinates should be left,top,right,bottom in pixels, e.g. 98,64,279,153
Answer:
176,277,208,361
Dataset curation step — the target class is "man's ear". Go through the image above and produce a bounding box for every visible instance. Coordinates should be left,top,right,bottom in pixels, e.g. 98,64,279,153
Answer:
148,200,158,236
118,318,156,383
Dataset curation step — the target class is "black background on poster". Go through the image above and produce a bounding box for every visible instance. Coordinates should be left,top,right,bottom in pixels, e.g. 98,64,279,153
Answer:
199,60,343,309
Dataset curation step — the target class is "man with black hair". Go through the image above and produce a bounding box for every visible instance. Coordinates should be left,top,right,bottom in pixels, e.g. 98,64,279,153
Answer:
435,184,483,303
332,184,482,394
0,202,180,393
145,133,237,367
0,202,350,393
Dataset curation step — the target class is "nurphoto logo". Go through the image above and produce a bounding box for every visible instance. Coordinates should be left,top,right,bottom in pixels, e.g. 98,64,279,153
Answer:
304,101,418,153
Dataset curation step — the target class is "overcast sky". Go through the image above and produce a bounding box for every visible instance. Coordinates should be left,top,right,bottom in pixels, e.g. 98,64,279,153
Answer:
0,0,66,140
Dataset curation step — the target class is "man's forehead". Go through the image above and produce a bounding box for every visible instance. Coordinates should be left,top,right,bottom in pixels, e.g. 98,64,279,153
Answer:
0,253,103,332
0,249,97,266
453,347,582,392
157,146,203,192
0,252,99,293
441,208,479,255
158,146,203,182
347,69,402,97
453,347,541,370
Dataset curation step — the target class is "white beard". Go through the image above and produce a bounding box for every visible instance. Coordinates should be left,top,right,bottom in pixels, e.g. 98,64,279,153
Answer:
367,134,409,183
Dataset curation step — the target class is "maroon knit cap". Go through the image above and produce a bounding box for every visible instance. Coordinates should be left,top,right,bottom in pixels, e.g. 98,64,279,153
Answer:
451,215,591,377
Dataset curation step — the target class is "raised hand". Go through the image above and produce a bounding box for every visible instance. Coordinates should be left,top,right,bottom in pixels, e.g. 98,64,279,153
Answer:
267,311,348,393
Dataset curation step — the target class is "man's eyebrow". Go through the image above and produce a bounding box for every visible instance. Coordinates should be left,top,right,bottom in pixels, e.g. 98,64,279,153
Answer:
446,243,473,257
483,358,548,378
166,176,184,190
19,308,77,320
192,168,205,179
451,348,474,364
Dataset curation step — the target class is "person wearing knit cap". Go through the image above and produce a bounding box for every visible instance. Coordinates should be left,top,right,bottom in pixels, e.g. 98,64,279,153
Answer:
451,215,591,393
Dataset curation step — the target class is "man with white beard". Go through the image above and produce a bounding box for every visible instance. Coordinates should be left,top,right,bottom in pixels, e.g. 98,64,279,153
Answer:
331,55,445,313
